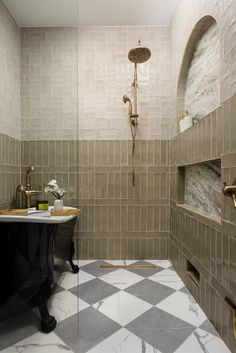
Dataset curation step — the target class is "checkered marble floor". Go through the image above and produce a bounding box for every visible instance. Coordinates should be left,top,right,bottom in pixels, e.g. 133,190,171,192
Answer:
0,260,232,353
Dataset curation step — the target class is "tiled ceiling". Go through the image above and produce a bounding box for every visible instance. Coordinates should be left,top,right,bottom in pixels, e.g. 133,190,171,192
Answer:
3,0,178,27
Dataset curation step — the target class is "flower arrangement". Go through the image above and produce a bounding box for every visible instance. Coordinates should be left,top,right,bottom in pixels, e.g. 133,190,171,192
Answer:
179,110,189,120
44,180,66,199
179,110,192,132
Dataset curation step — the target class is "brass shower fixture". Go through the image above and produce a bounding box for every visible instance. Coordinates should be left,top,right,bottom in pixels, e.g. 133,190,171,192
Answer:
123,41,151,120
123,41,151,187
122,95,133,116
223,178,236,207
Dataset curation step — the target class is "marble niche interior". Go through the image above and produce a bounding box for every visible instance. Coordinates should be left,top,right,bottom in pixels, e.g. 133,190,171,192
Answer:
185,21,220,121
184,160,221,219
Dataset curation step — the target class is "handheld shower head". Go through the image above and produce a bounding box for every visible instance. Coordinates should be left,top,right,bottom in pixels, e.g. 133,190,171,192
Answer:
123,95,131,104
123,95,132,115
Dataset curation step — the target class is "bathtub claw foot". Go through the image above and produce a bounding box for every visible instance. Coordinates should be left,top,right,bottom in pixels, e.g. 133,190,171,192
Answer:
68,241,79,274
39,302,57,333
70,262,79,274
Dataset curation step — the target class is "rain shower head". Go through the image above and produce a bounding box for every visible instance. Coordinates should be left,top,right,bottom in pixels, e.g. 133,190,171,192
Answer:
128,45,151,64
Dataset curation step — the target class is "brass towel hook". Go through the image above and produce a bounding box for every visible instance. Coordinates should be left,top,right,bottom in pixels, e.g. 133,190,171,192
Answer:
223,177,236,208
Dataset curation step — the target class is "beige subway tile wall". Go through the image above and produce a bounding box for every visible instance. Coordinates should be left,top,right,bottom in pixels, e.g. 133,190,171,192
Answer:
78,26,171,140
20,26,171,141
0,1,20,140
0,2,21,207
20,28,78,141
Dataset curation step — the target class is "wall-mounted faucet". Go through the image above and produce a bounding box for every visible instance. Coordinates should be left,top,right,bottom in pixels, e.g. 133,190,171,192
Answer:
223,178,236,207
16,166,42,208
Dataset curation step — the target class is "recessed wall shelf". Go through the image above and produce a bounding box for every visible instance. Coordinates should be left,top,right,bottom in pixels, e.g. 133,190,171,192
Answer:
177,159,221,219
186,259,200,287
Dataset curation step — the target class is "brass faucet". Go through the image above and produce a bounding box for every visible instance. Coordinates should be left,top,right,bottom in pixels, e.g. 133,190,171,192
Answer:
16,166,42,208
223,178,236,208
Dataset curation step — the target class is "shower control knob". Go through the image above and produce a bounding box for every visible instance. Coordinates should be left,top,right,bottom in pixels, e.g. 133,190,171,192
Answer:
223,178,236,208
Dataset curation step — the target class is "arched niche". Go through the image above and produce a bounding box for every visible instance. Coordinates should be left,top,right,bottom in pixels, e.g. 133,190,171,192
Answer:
177,16,220,124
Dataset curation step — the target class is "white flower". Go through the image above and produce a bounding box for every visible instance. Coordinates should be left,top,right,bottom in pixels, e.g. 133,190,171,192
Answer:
48,179,58,186
44,179,66,199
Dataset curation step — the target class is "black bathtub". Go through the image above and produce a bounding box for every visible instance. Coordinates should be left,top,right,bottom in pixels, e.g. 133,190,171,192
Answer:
0,212,79,333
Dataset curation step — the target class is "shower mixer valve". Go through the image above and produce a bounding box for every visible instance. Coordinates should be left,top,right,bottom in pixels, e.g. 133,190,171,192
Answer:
223,178,236,208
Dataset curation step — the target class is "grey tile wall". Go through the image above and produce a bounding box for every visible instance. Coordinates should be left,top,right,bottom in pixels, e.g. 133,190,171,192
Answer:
21,140,78,207
21,139,169,260
0,133,21,209
169,93,236,353
77,140,169,259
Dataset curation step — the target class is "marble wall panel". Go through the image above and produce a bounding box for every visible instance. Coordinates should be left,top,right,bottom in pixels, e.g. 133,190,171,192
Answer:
185,22,220,119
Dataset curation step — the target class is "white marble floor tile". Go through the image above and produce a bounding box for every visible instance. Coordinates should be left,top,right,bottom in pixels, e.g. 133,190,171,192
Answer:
99,269,144,290
86,328,162,353
34,291,79,323
78,270,95,285
79,299,90,312
148,269,185,290
47,291,79,323
57,271,79,290
92,291,152,326
156,291,206,327
174,328,231,353
0,332,73,353
146,260,172,269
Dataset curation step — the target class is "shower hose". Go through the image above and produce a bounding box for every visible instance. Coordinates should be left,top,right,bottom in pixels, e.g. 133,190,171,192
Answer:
130,119,137,187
